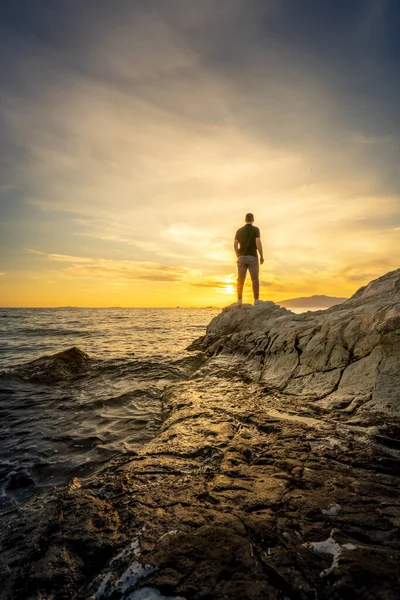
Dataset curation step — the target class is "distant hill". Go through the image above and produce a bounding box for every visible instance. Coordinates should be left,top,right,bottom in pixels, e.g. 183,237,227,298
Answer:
278,294,347,309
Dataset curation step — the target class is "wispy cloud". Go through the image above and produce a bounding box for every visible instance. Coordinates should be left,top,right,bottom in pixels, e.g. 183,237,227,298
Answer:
27,249,190,282
190,276,234,289
352,132,393,145
1,0,400,305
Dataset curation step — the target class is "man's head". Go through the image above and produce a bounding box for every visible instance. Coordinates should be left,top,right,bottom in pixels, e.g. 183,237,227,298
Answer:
245,213,254,223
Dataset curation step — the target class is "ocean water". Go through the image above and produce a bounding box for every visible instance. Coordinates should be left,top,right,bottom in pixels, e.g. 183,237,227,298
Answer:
0,308,219,512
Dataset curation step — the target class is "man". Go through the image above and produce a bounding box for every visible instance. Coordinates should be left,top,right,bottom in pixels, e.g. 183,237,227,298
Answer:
234,213,264,306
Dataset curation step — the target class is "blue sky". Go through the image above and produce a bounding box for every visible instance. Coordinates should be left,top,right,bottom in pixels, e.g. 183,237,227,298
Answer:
1,0,399,306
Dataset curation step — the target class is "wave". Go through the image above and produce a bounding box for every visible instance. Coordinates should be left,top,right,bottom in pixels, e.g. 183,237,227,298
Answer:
86,388,163,411
0,346,188,507
0,309,213,519
12,327,91,337
0,350,200,385
0,378,164,506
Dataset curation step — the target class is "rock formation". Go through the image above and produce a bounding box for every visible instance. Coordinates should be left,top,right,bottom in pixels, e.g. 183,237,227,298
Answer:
1,270,399,599
191,267,400,418
12,346,91,384
278,294,347,309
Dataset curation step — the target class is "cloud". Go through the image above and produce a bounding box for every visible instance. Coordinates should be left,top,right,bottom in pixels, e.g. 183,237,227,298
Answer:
27,249,190,282
190,278,233,289
352,132,393,145
260,280,285,291
27,249,91,263
1,0,400,305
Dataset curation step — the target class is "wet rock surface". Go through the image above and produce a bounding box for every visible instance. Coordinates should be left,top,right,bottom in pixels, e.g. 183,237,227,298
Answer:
1,270,400,599
11,346,91,383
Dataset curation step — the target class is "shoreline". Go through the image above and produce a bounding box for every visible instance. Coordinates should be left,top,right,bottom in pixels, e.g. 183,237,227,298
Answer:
1,269,400,599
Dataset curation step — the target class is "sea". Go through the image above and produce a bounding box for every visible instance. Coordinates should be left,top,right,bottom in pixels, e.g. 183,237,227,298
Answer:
0,307,220,515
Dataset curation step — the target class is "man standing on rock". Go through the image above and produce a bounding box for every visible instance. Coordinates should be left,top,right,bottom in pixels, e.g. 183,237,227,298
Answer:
234,213,264,306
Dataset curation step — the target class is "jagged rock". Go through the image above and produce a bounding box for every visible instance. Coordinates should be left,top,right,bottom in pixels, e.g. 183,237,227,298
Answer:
278,294,347,309
1,270,400,599
13,346,91,383
195,268,400,417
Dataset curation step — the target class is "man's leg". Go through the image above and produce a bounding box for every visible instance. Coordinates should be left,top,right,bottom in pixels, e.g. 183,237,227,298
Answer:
237,256,247,301
248,256,260,301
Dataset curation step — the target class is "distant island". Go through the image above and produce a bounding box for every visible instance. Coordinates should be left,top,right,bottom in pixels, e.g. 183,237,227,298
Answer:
278,294,347,309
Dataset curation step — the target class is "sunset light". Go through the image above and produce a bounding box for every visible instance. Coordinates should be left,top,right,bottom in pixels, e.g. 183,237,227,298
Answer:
223,285,234,295
1,1,399,308
1,3,399,598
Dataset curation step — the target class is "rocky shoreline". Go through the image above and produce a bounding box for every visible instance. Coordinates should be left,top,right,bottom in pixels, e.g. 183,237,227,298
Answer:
1,270,400,599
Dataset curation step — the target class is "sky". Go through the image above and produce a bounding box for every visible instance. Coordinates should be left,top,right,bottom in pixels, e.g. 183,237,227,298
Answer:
0,0,399,307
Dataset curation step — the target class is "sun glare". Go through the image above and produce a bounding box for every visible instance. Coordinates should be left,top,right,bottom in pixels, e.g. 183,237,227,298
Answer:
223,284,234,294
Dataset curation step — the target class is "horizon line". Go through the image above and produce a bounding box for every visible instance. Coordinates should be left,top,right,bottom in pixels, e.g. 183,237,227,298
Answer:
0,305,224,309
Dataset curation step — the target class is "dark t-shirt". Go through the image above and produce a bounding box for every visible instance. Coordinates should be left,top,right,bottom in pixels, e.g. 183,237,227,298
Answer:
235,224,260,257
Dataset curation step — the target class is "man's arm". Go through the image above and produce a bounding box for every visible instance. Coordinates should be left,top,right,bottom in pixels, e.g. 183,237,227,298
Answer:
256,238,264,264
234,238,240,257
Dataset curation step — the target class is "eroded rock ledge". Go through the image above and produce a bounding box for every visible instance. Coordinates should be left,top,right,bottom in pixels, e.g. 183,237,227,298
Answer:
1,270,400,600
190,268,400,418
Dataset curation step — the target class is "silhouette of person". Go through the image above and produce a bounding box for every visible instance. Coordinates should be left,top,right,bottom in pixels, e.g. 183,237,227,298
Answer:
234,213,264,306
